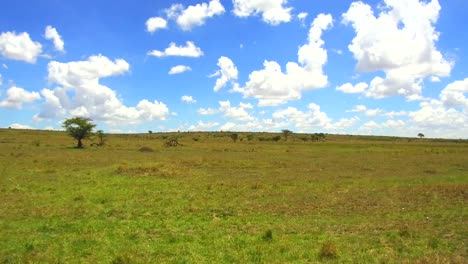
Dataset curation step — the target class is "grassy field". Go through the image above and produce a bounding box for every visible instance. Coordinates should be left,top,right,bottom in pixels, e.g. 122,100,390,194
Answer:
0,128,467,263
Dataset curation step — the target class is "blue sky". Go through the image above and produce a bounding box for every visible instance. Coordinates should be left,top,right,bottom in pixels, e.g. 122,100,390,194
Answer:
0,0,467,138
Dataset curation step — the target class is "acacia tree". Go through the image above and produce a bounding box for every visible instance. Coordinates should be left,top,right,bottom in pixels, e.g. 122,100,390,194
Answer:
281,129,293,141
417,133,425,138
62,117,96,148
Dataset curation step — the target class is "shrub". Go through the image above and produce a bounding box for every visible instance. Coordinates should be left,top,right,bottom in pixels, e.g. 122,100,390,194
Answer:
319,241,338,259
164,137,182,147
138,147,154,152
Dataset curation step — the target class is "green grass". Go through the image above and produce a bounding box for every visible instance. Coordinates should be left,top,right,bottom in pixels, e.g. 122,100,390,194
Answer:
0,128,467,263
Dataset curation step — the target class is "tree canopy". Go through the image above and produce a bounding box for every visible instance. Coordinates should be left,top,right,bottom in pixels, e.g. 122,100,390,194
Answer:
62,117,96,148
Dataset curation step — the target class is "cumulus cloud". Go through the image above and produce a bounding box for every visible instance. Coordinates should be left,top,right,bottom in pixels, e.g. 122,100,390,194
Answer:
197,100,254,121
0,31,42,63
181,95,196,104
198,107,217,115
233,0,292,25
165,0,225,31
9,123,34,129
336,82,368,94
148,41,203,58
347,105,382,117
0,86,41,109
342,0,452,99
188,120,220,131
211,56,238,92
37,55,169,126
44,26,65,52
169,65,192,75
219,100,254,121
235,14,333,106
146,17,168,33
272,103,359,131
439,78,468,108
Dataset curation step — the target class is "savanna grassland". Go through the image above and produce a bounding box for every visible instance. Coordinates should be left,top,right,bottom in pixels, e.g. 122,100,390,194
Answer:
0,128,467,263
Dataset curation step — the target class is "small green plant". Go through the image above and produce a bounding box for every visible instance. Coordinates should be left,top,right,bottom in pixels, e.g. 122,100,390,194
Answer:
319,241,338,259
32,140,41,147
262,229,273,241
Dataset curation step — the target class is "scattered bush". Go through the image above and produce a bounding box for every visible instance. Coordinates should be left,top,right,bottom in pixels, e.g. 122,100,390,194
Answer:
247,134,254,141
319,241,338,259
138,147,154,152
272,135,281,142
192,137,199,141
164,137,182,147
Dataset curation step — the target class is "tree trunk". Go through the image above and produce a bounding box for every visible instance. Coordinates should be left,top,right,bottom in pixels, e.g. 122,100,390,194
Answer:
77,138,83,148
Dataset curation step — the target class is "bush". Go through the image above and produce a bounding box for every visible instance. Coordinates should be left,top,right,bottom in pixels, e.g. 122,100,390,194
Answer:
138,147,154,152
319,241,338,259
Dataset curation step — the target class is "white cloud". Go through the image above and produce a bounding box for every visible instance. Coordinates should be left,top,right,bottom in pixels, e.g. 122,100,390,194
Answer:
44,25,65,52
211,56,238,92
219,100,254,121
0,86,40,109
410,100,467,130
148,41,203,58
0,31,42,63
188,120,220,131
2,64,7,69
171,0,225,31
198,107,218,115
336,82,368,94
297,12,308,21
181,95,196,104
359,121,380,134
439,78,468,108
233,0,292,25
146,17,168,33
197,101,254,121
37,55,169,126
9,123,34,129
169,65,192,75
272,103,359,132
342,0,452,99
348,105,382,117
235,14,333,106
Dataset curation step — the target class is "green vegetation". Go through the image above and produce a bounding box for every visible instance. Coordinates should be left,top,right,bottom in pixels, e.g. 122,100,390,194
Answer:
62,117,96,148
0,129,467,263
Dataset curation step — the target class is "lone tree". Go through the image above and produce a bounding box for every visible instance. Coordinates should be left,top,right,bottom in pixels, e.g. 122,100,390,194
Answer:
281,129,293,141
417,133,425,138
62,117,96,148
